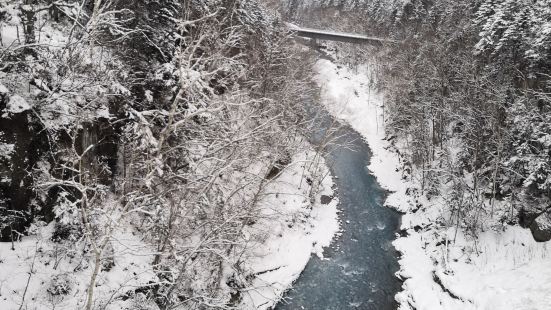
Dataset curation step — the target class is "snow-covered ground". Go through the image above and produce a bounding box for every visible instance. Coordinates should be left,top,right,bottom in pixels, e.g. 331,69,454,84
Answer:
314,58,551,310
0,214,158,310
241,146,340,309
0,143,339,310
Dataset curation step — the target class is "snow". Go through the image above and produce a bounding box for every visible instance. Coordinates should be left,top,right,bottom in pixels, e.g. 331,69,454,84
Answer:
96,105,112,119
394,223,551,310
314,58,551,310
3,95,31,116
0,24,21,47
39,94,78,130
145,90,154,103
0,83,9,95
436,227,551,309
0,142,14,160
241,145,340,309
0,1,67,48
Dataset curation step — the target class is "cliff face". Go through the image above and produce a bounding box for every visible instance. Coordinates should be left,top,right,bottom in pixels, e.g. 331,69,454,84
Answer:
0,0,166,241
0,89,48,241
0,82,121,241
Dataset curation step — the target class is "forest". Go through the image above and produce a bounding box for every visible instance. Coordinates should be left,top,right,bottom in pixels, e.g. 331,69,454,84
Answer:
1,0,551,309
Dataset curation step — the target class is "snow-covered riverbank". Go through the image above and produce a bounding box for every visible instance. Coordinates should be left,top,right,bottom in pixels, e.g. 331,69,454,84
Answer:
314,58,551,310
241,146,340,309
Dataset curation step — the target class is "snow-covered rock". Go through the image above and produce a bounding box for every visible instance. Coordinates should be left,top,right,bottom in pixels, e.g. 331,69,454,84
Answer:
4,95,31,114
530,214,551,242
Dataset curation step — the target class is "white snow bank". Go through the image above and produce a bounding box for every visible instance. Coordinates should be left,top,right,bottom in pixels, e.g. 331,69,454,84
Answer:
395,223,551,310
241,146,340,309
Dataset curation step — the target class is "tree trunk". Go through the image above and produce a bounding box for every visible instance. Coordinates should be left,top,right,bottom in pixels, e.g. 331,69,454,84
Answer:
85,251,102,310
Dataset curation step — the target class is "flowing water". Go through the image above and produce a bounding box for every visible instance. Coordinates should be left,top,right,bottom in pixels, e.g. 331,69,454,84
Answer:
275,103,402,310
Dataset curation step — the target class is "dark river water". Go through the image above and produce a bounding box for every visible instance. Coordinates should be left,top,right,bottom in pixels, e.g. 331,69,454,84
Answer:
275,102,402,310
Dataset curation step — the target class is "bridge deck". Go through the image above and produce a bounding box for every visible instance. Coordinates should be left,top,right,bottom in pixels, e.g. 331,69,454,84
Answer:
287,24,395,45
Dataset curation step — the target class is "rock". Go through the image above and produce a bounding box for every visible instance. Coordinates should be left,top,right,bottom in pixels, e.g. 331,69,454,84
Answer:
397,229,408,237
4,95,31,115
519,207,540,228
530,214,551,242
265,155,291,180
0,106,38,241
320,195,333,205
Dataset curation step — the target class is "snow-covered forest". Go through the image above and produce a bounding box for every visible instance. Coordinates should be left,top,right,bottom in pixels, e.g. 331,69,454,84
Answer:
0,0,343,309
1,0,551,309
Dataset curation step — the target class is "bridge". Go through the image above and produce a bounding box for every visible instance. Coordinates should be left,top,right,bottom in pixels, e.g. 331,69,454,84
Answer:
286,23,395,45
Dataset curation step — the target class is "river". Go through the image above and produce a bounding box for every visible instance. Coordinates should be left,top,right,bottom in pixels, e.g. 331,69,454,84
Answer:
275,101,402,310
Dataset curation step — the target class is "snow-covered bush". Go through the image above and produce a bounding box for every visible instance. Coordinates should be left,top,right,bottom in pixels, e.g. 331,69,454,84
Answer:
47,274,73,296
129,293,161,310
